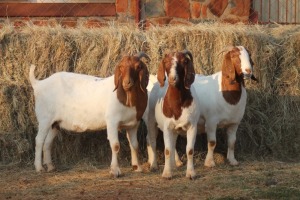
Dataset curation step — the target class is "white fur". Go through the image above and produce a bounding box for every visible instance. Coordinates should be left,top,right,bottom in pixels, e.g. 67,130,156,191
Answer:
169,55,178,81
238,46,253,77
142,74,157,124
29,65,142,177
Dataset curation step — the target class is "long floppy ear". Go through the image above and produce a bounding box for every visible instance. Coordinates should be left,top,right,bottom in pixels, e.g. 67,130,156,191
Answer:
157,57,166,87
139,63,149,93
222,52,236,83
183,50,195,89
113,64,122,91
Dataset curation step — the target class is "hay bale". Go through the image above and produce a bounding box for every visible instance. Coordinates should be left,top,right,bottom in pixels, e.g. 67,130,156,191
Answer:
0,23,299,166
270,27,300,160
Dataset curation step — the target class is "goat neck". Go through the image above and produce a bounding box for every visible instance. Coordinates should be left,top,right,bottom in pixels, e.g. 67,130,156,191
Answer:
163,78,193,120
116,81,148,120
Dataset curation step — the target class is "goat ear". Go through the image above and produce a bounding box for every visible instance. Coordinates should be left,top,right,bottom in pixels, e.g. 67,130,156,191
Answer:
157,58,166,87
223,52,236,83
113,64,122,92
139,63,149,93
182,50,195,89
184,59,195,89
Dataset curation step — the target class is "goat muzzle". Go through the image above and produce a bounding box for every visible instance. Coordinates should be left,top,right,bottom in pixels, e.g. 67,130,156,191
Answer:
122,78,134,91
168,76,177,86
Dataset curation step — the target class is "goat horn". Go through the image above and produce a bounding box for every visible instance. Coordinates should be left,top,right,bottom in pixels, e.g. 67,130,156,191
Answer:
135,52,150,61
217,45,235,57
182,50,193,63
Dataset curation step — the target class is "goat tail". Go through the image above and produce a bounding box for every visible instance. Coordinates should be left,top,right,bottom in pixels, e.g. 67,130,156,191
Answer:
29,64,37,86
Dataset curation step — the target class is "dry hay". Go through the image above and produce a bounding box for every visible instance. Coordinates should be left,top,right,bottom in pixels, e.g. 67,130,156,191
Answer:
0,23,299,166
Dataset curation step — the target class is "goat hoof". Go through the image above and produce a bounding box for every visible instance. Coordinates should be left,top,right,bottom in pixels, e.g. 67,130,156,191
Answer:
110,171,121,178
132,165,142,172
149,164,158,172
46,164,56,172
35,166,46,173
186,171,197,180
204,159,216,168
228,159,239,166
162,171,172,180
110,167,121,178
176,160,183,167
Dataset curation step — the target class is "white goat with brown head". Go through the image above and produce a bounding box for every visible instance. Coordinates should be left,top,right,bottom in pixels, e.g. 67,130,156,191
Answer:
145,50,200,179
193,45,257,167
29,53,149,177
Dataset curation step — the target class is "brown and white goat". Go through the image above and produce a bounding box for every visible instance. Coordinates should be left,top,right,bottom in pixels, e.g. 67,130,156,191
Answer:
193,45,258,167
145,50,200,179
29,53,149,177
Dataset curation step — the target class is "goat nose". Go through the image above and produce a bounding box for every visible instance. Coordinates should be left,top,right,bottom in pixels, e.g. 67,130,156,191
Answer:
123,78,133,87
245,69,252,74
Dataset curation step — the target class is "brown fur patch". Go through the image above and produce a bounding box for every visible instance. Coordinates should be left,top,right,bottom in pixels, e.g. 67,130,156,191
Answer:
114,143,120,152
132,165,138,171
188,149,193,155
209,141,216,147
221,47,245,105
165,149,170,156
161,51,195,120
114,55,149,121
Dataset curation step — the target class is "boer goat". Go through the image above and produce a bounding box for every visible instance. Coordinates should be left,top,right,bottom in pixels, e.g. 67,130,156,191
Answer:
29,53,149,177
193,45,258,167
145,50,200,179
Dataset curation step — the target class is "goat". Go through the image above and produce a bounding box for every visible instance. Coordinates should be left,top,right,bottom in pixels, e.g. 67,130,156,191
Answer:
193,45,258,167
29,53,149,177
145,50,200,179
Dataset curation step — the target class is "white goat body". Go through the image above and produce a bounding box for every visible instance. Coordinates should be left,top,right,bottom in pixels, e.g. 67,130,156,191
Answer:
193,46,256,167
195,72,247,128
30,53,149,177
194,72,247,166
31,72,140,131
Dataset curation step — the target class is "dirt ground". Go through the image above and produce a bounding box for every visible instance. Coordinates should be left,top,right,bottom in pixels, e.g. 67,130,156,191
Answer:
0,160,299,200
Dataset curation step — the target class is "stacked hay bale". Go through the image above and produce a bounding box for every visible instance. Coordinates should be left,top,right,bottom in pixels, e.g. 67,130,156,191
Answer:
0,23,298,166
267,26,300,160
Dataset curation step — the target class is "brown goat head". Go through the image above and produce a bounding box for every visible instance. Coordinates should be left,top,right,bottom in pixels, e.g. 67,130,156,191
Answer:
221,46,243,85
220,45,258,83
114,52,149,93
220,45,258,105
157,50,195,89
